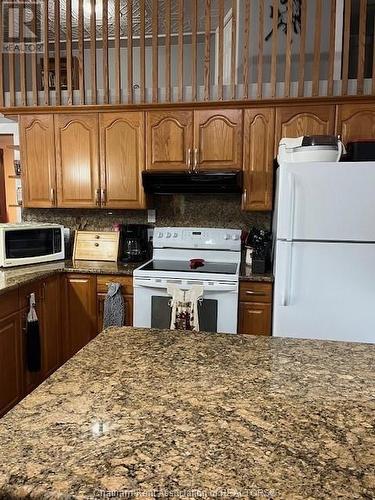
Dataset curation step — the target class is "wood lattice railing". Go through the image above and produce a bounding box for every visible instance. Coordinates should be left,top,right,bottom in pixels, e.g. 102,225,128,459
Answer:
0,0,374,108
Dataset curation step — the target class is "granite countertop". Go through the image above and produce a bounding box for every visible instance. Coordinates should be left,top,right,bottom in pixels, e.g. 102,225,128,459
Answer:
0,260,144,296
0,259,272,296
0,328,374,499
63,259,143,276
239,263,274,283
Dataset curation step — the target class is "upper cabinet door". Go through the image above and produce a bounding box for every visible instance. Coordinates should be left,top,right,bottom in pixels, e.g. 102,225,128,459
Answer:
336,103,375,144
100,112,146,209
275,105,336,152
146,111,193,171
194,109,243,171
20,114,56,208
243,108,275,211
55,114,100,208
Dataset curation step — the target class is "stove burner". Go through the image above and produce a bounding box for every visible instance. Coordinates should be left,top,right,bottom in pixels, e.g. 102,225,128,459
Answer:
190,258,205,269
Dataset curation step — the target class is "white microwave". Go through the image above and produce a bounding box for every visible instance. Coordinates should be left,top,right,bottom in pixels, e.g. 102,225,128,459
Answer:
0,223,65,267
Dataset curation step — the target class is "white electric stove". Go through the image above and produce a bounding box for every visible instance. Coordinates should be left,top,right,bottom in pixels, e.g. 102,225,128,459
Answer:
133,227,242,334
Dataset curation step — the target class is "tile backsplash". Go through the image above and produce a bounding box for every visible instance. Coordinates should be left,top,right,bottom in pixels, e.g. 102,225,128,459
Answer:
23,194,272,250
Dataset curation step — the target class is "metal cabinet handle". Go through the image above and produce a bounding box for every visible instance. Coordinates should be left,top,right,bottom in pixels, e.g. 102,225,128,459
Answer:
101,189,106,205
193,148,199,172
41,282,46,301
187,148,192,171
243,188,247,207
50,188,55,204
95,189,100,206
246,291,267,296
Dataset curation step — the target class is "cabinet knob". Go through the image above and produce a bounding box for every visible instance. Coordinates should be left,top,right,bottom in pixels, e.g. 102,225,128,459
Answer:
95,243,99,247
95,235,100,239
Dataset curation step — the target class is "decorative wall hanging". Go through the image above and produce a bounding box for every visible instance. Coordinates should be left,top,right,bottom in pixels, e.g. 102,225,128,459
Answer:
265,0,302,41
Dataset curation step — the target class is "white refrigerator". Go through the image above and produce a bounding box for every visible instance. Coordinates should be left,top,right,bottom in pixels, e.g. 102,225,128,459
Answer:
273,162,375,343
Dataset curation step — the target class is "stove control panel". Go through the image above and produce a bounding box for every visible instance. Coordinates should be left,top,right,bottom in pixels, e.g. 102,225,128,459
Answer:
153,227,242,251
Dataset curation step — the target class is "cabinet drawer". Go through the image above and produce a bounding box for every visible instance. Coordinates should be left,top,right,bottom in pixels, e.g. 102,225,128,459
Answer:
74,240,119,262
239,282,272,303
97,275,133,295
0,290,19,319
76,232,118,242
239,302,272,336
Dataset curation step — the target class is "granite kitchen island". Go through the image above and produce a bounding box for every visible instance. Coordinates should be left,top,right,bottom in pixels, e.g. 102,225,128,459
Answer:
0,328,374,499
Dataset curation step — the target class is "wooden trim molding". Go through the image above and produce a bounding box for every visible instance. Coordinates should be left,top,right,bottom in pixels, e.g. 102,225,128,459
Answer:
6,95,375,118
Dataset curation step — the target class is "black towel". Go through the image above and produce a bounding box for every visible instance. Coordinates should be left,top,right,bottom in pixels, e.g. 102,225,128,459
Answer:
26,319,41,372
26,293,41,373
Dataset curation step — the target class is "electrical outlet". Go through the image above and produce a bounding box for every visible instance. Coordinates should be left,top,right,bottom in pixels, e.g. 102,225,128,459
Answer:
148,209,156,224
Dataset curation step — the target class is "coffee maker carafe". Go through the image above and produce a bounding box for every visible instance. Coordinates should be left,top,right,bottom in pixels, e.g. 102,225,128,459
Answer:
120,224,150,263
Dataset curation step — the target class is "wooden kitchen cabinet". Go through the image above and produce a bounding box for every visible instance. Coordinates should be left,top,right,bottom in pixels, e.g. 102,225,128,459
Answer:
40,275,62,378
242,108,275,211
274,105,336,152
62,274,97,360
19,281,44,394
0,312,23,417
146,110,193,171
0,289,19,319
55,114,100,208
100,112,146,209
239,302,272,336
20,114,57,208
146,109,242,172
10,276,62,398
97,293,133,332
194,109,243,170
96,275,133,332
238,282,273,336
336,103,375,144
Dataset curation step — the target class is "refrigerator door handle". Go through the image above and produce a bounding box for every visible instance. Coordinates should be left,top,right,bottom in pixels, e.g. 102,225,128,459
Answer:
287,173,296,241
281,242,293,306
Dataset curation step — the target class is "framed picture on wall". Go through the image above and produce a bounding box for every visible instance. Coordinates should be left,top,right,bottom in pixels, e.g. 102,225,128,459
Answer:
40,56,79,91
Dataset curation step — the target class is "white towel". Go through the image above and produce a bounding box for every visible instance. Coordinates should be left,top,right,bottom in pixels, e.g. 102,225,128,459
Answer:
27,293,38,322
167,284,204,331
167,284,185,331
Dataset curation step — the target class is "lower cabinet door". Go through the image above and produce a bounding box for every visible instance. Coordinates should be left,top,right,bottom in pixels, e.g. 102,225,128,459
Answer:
41,276,62,378
0,313,23,417
63,274,97,360
97,294,105,333
19,282,44,394
124,295,133,327
20,307,43,394
239,302,272,336
97,293,133,333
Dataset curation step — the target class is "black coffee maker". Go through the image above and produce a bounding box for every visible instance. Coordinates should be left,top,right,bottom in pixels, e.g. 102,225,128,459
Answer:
120,224,151,263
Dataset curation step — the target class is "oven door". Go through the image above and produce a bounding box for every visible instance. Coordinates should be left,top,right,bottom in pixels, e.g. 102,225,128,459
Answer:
133,277,239,334
2,227,65,267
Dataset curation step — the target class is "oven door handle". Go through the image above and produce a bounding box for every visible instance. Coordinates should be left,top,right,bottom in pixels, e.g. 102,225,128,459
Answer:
134,279,181,290
134,279,238,292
